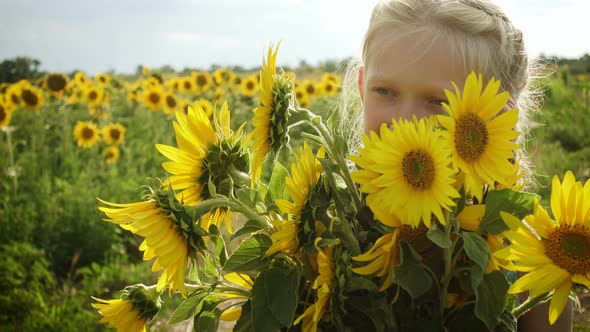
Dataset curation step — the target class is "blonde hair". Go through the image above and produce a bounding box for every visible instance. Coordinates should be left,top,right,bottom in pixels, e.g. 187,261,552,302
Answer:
338,0,547,190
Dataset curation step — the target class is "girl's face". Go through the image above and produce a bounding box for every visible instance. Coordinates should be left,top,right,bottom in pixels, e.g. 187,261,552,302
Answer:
359,29,468,132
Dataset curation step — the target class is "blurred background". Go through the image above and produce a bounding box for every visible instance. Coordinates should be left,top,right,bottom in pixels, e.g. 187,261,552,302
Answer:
0,0,589,331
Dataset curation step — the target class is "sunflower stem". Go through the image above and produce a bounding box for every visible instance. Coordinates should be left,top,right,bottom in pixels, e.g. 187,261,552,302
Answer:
440,213,458,317
512,293,550,318
228,166,251,188
188,197,271,229
3,127,18,196
296,107,363,212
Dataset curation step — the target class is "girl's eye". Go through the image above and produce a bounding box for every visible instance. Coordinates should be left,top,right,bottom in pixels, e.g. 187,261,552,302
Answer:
372,87,395,96
428,98,447,106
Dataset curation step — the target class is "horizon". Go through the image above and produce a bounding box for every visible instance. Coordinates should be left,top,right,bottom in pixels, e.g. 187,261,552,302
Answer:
1,0,588,75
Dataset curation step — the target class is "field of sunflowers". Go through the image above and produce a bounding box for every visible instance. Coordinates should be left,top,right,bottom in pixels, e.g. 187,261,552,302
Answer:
0,55,589,331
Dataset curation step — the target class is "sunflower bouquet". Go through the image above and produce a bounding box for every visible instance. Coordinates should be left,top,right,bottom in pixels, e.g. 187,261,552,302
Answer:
93,45,590,332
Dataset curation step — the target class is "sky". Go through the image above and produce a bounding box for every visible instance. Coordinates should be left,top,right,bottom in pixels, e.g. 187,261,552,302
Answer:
0,0,588,75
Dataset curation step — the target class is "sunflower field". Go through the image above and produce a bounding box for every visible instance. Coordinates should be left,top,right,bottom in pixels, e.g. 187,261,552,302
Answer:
0,47,589,332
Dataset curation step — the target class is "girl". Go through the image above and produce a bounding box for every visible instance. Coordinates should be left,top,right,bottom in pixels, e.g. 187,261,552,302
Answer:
339,0,573,330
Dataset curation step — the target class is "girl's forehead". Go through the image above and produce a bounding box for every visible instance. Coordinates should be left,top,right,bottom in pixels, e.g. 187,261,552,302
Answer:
366,29,469,90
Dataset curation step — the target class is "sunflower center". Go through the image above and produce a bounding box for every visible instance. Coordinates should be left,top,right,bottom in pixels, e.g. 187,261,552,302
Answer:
89,91,98,101
47,74,67,92
166,95,177,108
246,81,255,90
306,85,315,94
110,129,121,140
325,84,333,92
197,75,207,87
149,92,160,104
184,81,192,90
544,224,590,274
82,127,95,139
10,93,20,104
21,89,38,106
401,149,435,191
454,112,488,162
105,152,114,159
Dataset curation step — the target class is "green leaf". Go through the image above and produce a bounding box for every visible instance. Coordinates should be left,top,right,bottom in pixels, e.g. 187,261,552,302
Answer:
426,224,452,248
462,232,491,275
208,225,228,266
393,240,433,298
251,264,300,331
480,189,536,234
233,300,253,332
196,311,219,332
168,290,208,324
230,219,266,241
264,265,300,327
250,272,282,332
269,161,289,201
475,270,509,330
495,310,518,332
203,254,218,279
236,187,256,206
224,234,272,272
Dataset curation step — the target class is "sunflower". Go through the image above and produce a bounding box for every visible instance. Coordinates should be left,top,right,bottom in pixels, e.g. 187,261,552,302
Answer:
353,228,400,291
194,99,213,118
301,80,317,98
0,83,9,94
180,77,196,94
218,273,254,322
74,71,87,85
249,44,294,184
265,219,298,257
213,68,235,86
85,85,105,107
496,171,590,324
95,72,111,87
275,142,325,226
456,204,512,272
0,101,11,127
89,106,110,119
92,298,148,332
351,117,459,227
98,193,198,295
73,121,101,148
155,102,249,233
163,92,178,115
44,73,68,95
102,146,120,164
321,72,341,85
143,87,164,111
5,83,22,110
319,80,339,97
20,84,43,111
193,71,212,93
295,86,310,108
92,284,160,332
240,75,258,96
437,72,520,202
214,87,225,102
232,76,242,89
167,78,180,92
103,123,126,145
294,239,337,332
66,87,85,105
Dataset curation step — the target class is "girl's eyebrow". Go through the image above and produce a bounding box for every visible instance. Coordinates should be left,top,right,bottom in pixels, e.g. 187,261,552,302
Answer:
366,76,451,96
